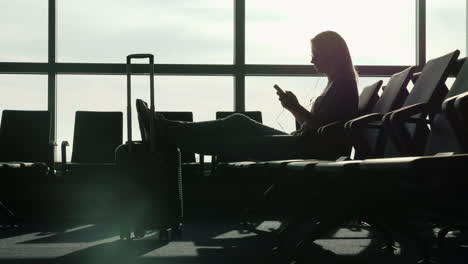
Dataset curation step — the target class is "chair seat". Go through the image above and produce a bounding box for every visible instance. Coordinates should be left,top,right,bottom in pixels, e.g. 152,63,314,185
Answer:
264,159,307,169
63,162,118,183
0,161,50,182
313,160,362,173
285,159,329,172
359,153,467,172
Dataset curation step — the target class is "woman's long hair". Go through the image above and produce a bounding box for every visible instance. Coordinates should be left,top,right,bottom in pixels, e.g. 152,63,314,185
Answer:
311,31,358,82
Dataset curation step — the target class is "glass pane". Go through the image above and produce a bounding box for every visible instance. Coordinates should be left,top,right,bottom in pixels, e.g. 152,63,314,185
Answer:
427,0,466,59
57,75,233,161
0,1,48,62
58,1,233,64
0,75,48,121
246,76,390,134
246,0,415,65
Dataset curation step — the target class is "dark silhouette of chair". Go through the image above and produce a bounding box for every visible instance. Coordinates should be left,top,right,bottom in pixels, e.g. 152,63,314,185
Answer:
60,111,123,220
0,110,54,221
346,67,414,159
62,111,122,165
358,80,384,115
0,110,53,165
315,79,386,159
452,90,468,149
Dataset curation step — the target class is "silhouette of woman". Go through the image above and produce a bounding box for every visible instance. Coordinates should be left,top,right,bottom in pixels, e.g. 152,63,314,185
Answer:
140,31,359,160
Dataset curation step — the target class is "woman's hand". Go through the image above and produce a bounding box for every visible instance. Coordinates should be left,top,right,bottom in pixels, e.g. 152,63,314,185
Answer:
278,90,300,111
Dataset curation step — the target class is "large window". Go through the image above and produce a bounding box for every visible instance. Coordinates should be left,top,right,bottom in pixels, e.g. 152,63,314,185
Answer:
427,0,466,59
0,75,48,120
1,0,467,163
0,1,48,62
246,0,415,65
58,0,233,64
57,75,232,161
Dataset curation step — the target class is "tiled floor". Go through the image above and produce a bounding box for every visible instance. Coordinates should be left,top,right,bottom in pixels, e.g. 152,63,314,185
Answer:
0,219,467,264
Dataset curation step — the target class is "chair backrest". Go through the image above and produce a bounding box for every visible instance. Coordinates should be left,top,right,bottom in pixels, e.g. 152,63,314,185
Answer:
317,81,383,159
423,58,468,155
216,111,263,123
157,111,195,163
0,110,51,164
383,50,460,157
371,67,414,114
353,67,414,159
136,99,150,142
404,50,459,109
357,80,383,116
71,111,123,163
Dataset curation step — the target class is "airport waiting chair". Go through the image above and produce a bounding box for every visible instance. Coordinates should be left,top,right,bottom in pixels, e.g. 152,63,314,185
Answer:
283,51,464,263
60,111,123,219
315,79,385,154
0,110,54,221
432,90,468,248
61,111,123,176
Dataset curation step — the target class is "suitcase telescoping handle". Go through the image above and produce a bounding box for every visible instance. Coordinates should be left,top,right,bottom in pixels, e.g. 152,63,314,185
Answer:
126,53,155,153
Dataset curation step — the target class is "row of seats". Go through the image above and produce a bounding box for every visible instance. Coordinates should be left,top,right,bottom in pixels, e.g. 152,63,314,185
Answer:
0,106,264,222
217,49,468,263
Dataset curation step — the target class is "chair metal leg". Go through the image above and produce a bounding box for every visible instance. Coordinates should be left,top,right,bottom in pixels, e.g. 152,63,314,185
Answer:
0,201,17,227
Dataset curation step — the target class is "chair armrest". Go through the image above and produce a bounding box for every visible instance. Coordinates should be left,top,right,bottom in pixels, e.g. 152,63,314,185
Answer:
48,141,57,176
61,141,70,174
442,94,459,113
386,102,431,125
345,113,385,133
454,91,468,124
385,103,432,156
317,121,345,136
411,72,421,84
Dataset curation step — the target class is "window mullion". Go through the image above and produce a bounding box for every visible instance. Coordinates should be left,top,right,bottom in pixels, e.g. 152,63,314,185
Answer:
234,0,245,111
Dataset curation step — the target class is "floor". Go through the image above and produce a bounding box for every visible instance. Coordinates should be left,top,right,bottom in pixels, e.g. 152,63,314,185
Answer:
1,217,467,264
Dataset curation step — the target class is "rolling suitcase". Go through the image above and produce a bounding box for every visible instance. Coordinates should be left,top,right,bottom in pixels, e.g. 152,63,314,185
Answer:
115,53,183,240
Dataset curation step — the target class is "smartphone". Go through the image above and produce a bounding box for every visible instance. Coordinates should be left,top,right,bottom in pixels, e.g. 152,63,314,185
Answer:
273,84,285,95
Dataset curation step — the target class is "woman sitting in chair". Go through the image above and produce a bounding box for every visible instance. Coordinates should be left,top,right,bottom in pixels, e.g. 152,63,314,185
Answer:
140,30,359,160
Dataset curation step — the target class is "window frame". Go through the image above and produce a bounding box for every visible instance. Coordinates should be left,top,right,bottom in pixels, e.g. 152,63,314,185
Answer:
0,0,444,147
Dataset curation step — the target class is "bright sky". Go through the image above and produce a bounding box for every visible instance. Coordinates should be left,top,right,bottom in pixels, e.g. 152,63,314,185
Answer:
0,0,466,160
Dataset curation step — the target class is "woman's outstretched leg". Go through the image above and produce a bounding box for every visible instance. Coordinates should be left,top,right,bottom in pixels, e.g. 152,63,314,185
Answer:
156,113,307,160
